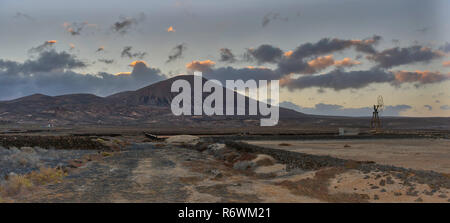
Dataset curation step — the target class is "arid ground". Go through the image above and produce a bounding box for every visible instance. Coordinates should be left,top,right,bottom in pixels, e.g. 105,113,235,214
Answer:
0,129,449,203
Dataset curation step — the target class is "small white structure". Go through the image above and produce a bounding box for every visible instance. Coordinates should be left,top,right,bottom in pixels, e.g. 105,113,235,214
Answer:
339,128,359,136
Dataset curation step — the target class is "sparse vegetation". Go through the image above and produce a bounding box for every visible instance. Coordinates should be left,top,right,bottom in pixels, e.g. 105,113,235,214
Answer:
0,167,66,198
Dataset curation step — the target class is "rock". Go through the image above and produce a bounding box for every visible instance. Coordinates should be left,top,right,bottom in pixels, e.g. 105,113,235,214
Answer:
380,189,386,192
379,179,386,186
21,147,35,153
251,154,276,167
165,135,199,145
406,190,419,197
438,194,447,198
394,192,402,196
207,143,227,159
33,146,47,153
359,194,370,200
371,186,379,189
414,197,423,202
373,195,379,200
233,161,256,171
386,176,394,184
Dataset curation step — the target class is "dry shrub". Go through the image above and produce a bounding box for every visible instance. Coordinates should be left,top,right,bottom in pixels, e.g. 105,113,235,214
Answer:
1,175,33,197
101,151,112,157
278,143,292,146
1,167,66,198
28,167,66,186
344,160,361,169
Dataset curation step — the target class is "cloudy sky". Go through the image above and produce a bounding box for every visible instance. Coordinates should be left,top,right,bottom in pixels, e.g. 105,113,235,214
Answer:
0,0,449,117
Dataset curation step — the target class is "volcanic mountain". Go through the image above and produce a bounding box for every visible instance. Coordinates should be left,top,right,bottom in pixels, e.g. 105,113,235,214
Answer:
0,75,307,126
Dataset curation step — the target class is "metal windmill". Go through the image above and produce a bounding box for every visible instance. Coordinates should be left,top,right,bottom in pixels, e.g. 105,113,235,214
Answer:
370,95,384,131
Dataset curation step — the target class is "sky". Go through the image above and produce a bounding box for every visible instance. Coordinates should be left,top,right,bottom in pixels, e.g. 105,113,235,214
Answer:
0,0,449,117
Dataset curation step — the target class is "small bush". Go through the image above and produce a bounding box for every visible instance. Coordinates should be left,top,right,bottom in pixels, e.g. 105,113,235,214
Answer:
28,167,66,185
2,175,33,196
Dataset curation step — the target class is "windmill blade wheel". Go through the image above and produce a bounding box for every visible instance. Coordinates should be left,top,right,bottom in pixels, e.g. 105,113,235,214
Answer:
377,95,384,111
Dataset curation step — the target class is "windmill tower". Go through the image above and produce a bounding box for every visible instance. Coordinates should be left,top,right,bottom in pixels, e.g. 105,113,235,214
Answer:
370,95,384,131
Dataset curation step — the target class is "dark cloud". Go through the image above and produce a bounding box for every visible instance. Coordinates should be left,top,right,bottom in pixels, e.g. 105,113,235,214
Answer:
0,55,165,100
245,44,283,64
367,45,443,68
166,44,187,63
186,60,215,73
289,36,381,60
112,13,145,34
13,12,34,21
393,70,449,85
28,40,57,53
280,68,449,91
219,48,236,63
98,59,114,64
63,22,86,36
203,66,283,84
96,46,105,53
281,69,395,91
120,46,146,59
1,50,87,74
261,12,288,27
277,36,381,75
424,105,432,111
279,101,412,116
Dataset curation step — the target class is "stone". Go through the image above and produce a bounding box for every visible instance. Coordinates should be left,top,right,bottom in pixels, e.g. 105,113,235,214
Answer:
438,194,447,198
233,161,256,171
21,147,35,153
251,154,276,167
